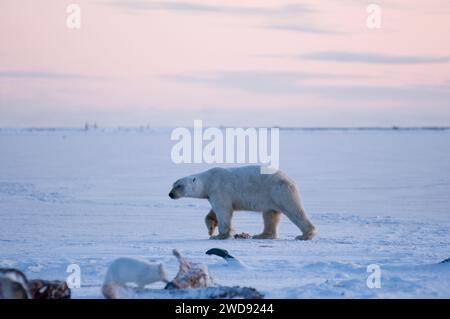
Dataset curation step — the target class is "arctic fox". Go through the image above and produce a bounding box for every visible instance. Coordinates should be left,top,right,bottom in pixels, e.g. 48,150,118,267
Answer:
102,257,168,299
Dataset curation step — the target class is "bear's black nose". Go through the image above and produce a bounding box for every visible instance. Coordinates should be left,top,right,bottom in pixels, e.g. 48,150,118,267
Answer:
169,192,174,199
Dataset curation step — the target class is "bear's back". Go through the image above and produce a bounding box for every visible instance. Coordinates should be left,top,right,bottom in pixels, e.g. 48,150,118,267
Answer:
104,257,149,284
224,165,291,184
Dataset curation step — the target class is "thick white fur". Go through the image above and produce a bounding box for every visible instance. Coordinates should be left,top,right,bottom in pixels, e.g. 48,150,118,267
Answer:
169,165,316,240
102,257,168,299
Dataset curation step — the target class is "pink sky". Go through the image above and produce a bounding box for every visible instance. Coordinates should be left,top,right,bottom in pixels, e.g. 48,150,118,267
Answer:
1,0,450,127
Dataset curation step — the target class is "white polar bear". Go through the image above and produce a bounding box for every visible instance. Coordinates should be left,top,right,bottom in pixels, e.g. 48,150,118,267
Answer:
168,165,316,240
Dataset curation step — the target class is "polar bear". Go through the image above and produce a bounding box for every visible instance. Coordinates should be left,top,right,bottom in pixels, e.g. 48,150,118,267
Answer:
168,166,316,240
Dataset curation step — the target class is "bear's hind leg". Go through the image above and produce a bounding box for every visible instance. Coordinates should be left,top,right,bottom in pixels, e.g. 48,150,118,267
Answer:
272,184,316,240
284,207,316,240
253,210,281,239
285,206,316,240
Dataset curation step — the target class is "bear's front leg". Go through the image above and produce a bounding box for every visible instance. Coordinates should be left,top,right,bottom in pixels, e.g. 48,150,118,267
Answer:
205,209,218,236
208,202,234,240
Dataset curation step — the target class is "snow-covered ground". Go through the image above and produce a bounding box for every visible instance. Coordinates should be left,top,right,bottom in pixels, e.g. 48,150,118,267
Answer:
0,128,449,298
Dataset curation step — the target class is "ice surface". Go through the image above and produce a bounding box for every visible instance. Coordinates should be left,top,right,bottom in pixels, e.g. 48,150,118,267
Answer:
0,129,449,298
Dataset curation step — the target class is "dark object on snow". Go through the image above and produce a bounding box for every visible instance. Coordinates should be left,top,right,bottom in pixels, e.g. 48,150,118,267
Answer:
161,286,263,299
0,268,31,299
206,248,235,260
203,286,262,299
440,257,450,264
205,248,248,269
234,232,252,239
109,285,264,299
29,280,71,299
0,268,71,299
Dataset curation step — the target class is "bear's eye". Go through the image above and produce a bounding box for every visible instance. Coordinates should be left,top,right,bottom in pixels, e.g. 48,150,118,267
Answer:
176,185,182,189
192,178,196,182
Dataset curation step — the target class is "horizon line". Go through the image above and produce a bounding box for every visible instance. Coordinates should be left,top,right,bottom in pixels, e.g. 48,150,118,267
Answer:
1,126,450,132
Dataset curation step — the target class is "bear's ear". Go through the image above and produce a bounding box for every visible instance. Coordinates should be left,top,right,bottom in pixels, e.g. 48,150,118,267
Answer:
192,177,196,182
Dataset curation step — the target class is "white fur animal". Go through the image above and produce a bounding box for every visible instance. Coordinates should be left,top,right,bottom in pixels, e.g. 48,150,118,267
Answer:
102,257,168,299
168,165,316,240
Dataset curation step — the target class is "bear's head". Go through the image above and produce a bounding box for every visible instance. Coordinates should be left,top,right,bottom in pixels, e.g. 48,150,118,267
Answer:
169,175,204,199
